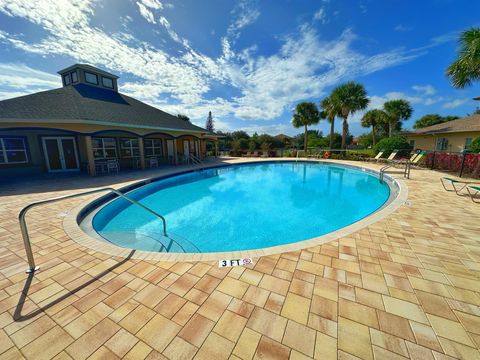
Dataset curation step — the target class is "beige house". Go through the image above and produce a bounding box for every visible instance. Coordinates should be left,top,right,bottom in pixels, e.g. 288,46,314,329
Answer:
0,64,217,176
405,114,480,152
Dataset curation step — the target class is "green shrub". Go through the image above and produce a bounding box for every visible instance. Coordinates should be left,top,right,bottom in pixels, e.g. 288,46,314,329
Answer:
469,137,480,153
373,136,412,157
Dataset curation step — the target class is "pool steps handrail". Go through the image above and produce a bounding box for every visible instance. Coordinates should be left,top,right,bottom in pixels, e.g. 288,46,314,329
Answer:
102,230,201,253
19,187,168,274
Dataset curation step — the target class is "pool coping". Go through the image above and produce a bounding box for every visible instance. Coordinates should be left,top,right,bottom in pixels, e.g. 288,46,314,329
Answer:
63,159,408,262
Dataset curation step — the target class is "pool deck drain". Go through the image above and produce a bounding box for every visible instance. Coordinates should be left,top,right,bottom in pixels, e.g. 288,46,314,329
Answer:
0,158,478,359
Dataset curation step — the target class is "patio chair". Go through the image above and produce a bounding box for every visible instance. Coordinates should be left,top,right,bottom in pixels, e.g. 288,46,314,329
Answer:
94,160,108,175
252,151,259,157
149,157,159,168
107,159,120,174
243,151,252,157
466,185,480,203
367,151,384,162
441,177,480,195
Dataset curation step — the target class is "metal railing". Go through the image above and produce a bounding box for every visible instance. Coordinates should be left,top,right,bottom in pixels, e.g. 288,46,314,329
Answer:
19,187,168,274
189,154,203,165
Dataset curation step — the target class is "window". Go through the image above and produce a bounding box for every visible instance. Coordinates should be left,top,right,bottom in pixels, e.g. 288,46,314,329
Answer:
92,137,117,159
464,138,473,150
144,139,163,157
436,137,449,151
409,140,415,148
0,137,28,164
63,74,71,85
85,72,98,85
120,138,140,158
71,71,78,83
102,76,113,89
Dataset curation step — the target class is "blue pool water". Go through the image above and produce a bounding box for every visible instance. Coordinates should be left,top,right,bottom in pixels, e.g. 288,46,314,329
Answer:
92,162,391,253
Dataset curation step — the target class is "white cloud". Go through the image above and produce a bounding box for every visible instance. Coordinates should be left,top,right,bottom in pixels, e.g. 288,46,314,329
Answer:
412,84,436,96
0,0,430,125
0,63,60,100
227,0,260,40
443,98,470,109
0,63,59,89
394,24,412,32
141,0,163,10
137,2,156,23
313,8,327,23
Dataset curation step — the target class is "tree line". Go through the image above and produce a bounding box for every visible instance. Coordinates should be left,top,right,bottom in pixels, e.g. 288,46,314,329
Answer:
292,82,414,151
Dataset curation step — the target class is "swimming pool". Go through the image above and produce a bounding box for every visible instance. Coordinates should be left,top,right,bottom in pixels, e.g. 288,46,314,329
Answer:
88,161,393,253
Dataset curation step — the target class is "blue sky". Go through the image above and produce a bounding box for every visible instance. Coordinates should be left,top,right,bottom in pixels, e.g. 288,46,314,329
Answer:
0,0,479,136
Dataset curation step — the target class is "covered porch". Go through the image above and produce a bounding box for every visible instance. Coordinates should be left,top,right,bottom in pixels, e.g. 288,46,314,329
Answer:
0,124,217,177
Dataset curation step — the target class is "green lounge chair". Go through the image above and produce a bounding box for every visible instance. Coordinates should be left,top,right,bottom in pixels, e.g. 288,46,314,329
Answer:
466,185,480,203
440,177,480,195
378,149,399,163
367,150,384,162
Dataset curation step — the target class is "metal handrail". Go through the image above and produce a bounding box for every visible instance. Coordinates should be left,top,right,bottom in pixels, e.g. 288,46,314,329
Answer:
189,154,202,164
19,187,168,273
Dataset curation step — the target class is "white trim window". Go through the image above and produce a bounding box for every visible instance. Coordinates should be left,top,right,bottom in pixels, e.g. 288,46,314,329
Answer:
120,138,140,158
436,137,449,151
464,138,473,150
102,76,114,89
85,72,98,85
63,74,71,86
0,137,28,164
92,137,117,159
71,71,78,83
144,139,163,157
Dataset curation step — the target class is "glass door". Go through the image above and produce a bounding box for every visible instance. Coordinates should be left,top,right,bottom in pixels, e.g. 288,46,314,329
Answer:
43,138,62,171
61,138,79,169
42,137,79,172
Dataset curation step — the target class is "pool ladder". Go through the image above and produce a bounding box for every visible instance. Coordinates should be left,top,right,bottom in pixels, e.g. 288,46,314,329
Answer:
18,187,168,274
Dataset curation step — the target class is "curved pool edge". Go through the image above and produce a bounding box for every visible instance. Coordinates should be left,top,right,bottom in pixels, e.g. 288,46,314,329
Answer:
63,159,408,262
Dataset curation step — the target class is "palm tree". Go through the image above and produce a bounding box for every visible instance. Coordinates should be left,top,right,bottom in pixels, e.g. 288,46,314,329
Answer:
446,27,480,89
292,102,321,151
361,109,388,146
383,99,413,137
330,82,369,149
319,96,340,150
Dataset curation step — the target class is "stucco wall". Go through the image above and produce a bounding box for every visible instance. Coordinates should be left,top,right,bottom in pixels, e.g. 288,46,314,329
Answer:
406,131,480,152
0,123,211,175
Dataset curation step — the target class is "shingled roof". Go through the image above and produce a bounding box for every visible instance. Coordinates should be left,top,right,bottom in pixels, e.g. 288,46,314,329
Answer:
0,84,207,133
411,114,480,135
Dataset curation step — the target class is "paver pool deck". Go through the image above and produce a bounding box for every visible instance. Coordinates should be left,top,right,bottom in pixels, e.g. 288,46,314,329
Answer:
0,158,478,359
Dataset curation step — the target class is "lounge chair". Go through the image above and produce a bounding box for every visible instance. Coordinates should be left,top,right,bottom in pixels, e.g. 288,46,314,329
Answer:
242,151,252,157
441,177,480,195
466,185,480,203
252,151,259,157
380,151,425,180
378,150,399,163
367,151,384,162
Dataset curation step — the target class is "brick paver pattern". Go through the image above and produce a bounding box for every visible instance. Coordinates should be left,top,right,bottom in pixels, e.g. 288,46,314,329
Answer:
0,159,478,359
